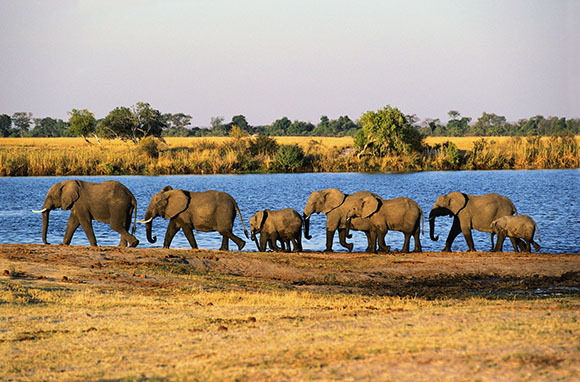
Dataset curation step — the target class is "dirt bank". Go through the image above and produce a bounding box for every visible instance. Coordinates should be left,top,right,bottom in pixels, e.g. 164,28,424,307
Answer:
2,244,578,299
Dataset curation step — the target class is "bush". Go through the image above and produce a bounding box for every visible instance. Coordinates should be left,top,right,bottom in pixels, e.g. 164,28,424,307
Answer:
248,134,279,156
273,144,305,172
137,136,160,159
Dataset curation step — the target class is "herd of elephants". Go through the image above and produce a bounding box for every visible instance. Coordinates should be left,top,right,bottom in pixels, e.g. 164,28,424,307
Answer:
32,179,542,254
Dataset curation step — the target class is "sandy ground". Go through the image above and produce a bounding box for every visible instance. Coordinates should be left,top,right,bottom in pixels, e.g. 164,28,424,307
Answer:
1,244,579,298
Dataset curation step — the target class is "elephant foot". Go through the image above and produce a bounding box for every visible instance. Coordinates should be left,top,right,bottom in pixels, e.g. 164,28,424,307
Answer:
323,248,334,253
130,239,139,248
378,246,391,253
345,243,354,252
237,241,246,251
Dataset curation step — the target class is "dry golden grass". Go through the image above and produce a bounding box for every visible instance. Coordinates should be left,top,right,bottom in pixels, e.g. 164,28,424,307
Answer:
0,135,578,175
1,244,579,381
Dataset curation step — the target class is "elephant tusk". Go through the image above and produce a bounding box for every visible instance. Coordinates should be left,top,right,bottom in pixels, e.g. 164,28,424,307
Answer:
32,208,48,213
137,217,153,224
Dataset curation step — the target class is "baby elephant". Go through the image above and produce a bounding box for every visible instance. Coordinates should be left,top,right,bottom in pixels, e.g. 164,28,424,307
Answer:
491,215,541,253
250,208,303,252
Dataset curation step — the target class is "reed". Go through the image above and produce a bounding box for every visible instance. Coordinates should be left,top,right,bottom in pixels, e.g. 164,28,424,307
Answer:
0,136,577,176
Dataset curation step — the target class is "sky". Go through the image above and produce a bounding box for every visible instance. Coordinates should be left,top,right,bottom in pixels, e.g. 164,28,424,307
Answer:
1,0,579,126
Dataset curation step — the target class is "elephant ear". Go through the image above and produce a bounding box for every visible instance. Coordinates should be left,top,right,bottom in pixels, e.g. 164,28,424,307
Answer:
60,181,80,210
448,192,468,215
321,188,346,214
161,190,189,219
361,196,381,218
259,210,269,232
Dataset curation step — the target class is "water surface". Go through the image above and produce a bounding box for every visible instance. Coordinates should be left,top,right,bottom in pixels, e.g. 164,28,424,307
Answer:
1,170,578,253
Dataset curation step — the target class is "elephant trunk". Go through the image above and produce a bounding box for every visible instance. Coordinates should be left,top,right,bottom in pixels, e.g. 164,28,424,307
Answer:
429,207,450,241
303,214,312,240
42,211,50,244
254,237,262,252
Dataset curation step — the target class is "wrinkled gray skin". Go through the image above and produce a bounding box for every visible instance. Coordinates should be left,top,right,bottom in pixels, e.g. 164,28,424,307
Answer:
347,197,423,253
429,191,519,252
250,208,303,252
34,180,138,247
303,189,381,252
142,186,248,250
491,215,541,252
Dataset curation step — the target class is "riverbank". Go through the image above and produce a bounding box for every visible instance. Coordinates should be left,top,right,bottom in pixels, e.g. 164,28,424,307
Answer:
1,135,578,176
1,244,579,380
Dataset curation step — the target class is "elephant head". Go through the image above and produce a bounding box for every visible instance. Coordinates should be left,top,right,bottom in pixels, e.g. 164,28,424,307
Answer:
249,210,268,250
140,186,189,243
429,191,467,241
303,188,346,240
33,180,81,244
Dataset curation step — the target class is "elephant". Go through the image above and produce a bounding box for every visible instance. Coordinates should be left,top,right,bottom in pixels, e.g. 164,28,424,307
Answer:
429,191,519,252
346,196,423,253
32,180,139,247
491,215,541,252
250,208,303,252
303,188,382,252
140,186,248,250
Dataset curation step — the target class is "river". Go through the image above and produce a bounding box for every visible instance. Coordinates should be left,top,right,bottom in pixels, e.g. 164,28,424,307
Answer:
0,170,578,253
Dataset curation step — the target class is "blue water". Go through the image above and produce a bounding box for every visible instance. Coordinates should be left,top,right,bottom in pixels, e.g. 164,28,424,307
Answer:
0,170,578,253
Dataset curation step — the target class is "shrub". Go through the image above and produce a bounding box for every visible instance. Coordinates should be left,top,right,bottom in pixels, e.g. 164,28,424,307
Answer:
273,144,305,172
137,136,160,159
248,134,279,156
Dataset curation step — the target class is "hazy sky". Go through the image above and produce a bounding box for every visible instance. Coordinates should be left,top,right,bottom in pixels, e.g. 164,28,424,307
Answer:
1,0,578,126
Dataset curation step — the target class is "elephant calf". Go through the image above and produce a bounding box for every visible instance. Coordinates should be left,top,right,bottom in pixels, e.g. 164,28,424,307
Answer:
33,180,139,247
250,208,303,252
491,215,541,253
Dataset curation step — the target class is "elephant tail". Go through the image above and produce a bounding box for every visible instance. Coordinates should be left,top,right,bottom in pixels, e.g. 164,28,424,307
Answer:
234,201,249,239
535,222,541,242
131,195,138,235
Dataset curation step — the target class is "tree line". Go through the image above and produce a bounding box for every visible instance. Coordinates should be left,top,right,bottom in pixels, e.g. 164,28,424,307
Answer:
1,104,578,140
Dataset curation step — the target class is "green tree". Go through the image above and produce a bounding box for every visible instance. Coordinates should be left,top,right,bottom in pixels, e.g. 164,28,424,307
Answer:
471,112,507,136
98,103,164,142
267,117,291,136
12,112,33,137
98,106,136,140
68,109,97,143
354,106,424,156
0,114,12,137
230,115,250,133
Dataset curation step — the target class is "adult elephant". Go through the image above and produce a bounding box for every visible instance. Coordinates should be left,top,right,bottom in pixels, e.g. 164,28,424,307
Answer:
32,180,139,247
303,188,381,252
429,191,517,252
140,186,248,250
346,197,423,253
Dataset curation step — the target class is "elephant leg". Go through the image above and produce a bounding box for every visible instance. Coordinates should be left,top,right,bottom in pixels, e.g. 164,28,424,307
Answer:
523,241,531,253
402,232,412,253
79,218,98,247
294,232,303,252
377,229,389,253
462,229,476,252
364,231,374,253
443,217,461,252
490,232,495,251
413,227,422,252
221,231,245,251
324,230,335,252
531,240,541,252
163,219,180,248
63,215,80,245
507,237,519,252
338,228,353,252
493,232,504,251
182,224,198,249
111,218,139,248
